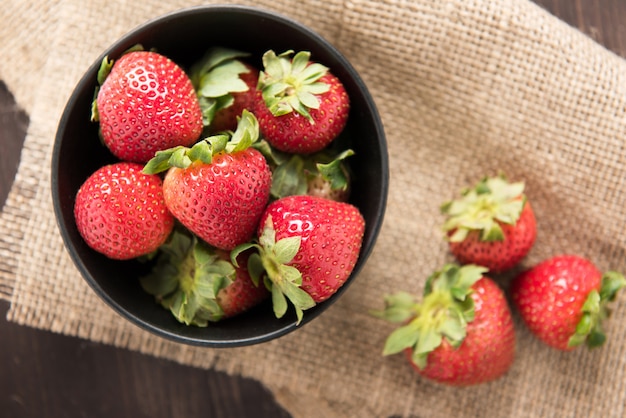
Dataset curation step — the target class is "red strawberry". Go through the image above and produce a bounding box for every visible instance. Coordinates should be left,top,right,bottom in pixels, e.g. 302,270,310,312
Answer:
92,49,203,163
143,110,272,251
74,162,174,260
189,47,259,133
233,194,365,323
441,175,537,273
510,254,625,350
253,50,350,154
372,264,516,386
140,229,268,325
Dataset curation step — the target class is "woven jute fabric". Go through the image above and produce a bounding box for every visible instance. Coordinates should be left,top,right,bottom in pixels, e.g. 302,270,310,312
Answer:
3,0,626,416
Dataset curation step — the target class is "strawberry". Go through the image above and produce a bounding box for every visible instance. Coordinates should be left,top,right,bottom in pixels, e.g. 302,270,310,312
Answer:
74,162,174,260
143,110,272,251
140,228,269,325
372,264,516,386
233,194,365,323
510,254,625,350
253,50,350,154
441,175,537,273
189,47,259,133
92,49,203,163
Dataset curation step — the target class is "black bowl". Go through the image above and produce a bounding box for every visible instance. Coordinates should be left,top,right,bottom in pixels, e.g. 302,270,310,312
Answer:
51,5,388,347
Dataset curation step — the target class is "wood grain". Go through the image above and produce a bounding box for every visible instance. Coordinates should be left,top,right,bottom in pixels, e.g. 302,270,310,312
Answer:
1,1,624,417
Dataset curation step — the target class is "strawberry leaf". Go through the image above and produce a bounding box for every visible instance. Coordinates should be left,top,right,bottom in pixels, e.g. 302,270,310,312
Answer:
207,134,229,154
369,291,417,323
290,51,310,75
449,264,487,301
226,109,260,153
481,222,505,241
315,149,354,191
306,82,331,95
187,140,214,164
247,253,265,287
96,55,114,86
568,289,605,349
599,271,626,302
586,328,607,347
383,323,420,356
281,280,315,313
416,328,443,356
574,312,593,335
198,60,251,97
410,350,429,370
273,236,302,264
296,90,321,110
271,283,289,319
142,147,180,174
440,316,467,346
169,147,193,168
581,289,601,314
300,64,330,85
230,242,260,266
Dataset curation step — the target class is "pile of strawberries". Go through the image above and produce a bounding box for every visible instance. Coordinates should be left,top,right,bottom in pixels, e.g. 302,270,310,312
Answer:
74,46,366,325
373,175,626,386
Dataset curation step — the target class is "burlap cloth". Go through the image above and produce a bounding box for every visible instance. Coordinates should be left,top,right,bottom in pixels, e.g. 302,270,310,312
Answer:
3,0,626,416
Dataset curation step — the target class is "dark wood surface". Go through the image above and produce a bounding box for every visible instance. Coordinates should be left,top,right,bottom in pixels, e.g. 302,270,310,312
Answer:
1,1,624,417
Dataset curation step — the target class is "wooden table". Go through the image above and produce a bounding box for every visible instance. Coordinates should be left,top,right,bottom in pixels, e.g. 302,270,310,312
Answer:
1,1,624,416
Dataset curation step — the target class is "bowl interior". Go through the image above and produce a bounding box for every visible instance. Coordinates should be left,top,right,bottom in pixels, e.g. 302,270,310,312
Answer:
52,5,388,347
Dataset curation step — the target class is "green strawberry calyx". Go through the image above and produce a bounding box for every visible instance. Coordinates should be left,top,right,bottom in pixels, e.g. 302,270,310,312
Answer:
189,47,253,127
139,228,236,326
231,215,315,325
258,50,330,123
441,175,526,243
143,109,260,174
568,270,626,349
270,148,354,200
370,264,487,369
